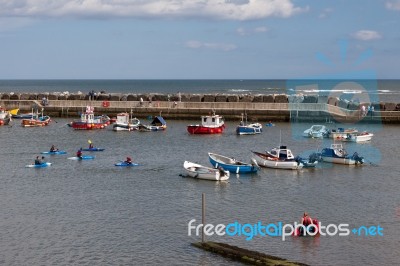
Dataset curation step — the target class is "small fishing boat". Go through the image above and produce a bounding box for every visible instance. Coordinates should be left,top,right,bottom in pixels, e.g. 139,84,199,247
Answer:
236,114,262,135
208,152,258,174
328,127,358,139
137,116,167,132
41,151,67,155
112,112,140,131
68,156,95,160
183,161,230,181
21,111,51,127
25,162,52,168
71,106,108,130
81,147,105,152
0,107,12,126
251,146,304,170
342,132,374,142
115,161,140,167
187,112,225,134
303,125,329,138
320,144,364,165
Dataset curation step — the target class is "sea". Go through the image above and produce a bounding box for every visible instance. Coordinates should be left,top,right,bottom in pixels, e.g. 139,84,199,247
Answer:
0,80,399,265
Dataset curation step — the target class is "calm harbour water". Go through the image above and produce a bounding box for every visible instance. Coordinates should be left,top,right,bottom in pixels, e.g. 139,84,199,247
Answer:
0,119,399,265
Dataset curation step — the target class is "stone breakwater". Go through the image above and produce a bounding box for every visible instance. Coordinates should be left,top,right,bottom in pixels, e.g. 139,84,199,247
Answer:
1,92,400,122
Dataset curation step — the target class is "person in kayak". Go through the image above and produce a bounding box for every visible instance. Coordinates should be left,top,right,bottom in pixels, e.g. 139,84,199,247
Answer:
34,156,42,165
50,144,58,152
124,157,133,165
88,141,94,149
77,149,83,159
300,212,315,234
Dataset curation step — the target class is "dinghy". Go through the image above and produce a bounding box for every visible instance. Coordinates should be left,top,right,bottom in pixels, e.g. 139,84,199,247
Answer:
183,161,229,181
208,153,258,174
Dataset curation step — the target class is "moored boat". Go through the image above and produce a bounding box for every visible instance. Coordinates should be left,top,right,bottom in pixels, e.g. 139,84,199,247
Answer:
112,113,140,131
71,106,108,130
0,107,12,126
251,146,304,170
137,116,167,132
183,161,230,181
236,114,262,135
303,125,329,138
328,127,358,140
187,113,225,134
21,112,51,127
208,152,258,173
342,132,374,142
320,144,364,165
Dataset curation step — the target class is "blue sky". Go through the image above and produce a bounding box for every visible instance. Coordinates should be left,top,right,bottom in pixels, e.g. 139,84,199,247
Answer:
0,0,399,79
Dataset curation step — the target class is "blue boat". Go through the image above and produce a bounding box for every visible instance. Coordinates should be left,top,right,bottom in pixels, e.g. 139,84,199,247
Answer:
208,152,258,174
68,156,95,160
115,162,140,167
320,144,364,165
236,114,262,135
41,151,67,155
26,162,52,168
81,148,105,152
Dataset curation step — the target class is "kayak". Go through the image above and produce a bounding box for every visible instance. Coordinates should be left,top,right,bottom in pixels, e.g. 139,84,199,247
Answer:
26,162,52,168
41,151,67,155
115,162,139,167
81,148,105,152
68,156,95,160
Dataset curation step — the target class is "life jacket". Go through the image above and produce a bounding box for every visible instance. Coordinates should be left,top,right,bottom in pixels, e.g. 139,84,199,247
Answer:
303,216,313,226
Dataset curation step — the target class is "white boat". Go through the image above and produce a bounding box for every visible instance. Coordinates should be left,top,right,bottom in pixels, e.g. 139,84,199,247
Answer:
0,107,11,126
320,144,364,165
303,125,329,138
183,161,229,181
251,146,303,170
328,128,358,140
113,113,140,131
342,132,373,142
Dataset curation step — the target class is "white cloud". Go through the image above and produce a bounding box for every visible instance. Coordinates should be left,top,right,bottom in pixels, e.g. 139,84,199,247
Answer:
185,40,237,51
237,26,268,35
0,0,308,20
386,0,400,10
352,30,382,41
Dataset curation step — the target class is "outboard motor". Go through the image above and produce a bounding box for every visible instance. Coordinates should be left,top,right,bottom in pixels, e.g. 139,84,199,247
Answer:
352,152,364,164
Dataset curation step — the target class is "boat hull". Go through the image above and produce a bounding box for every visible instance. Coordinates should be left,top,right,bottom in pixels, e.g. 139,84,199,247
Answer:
252,151,303,170
81,148,105,152
68,156,95,160
208,153,258,173
71,122,106,130
343,133,373,142
236,125,262,135
183,161,229,181
26,162,52,168
41,151,67,155
113,123,138,131
115,162,139,167
187,125,224,134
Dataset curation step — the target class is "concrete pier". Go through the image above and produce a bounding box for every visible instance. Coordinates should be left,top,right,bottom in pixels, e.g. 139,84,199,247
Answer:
192,241,309,266
1,92,399,122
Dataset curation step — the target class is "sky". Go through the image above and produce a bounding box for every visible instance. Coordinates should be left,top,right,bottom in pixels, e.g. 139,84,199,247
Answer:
0,0,399,79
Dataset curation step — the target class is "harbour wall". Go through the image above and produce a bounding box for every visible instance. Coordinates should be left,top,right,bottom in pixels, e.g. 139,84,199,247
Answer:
1,92,400,123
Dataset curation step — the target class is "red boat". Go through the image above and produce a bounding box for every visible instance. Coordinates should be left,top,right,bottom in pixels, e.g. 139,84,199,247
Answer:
71,106,108,130
187,113,225,134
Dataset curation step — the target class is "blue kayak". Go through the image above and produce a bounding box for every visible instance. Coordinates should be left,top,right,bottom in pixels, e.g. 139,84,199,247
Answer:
81,148,105,152
26,162,52,168
41,151,67,155
115,162,139,167
68,156,95,160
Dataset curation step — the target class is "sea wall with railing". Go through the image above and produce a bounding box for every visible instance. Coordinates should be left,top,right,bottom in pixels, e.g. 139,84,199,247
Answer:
1,92,400,122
